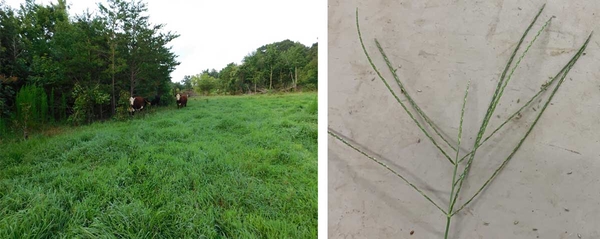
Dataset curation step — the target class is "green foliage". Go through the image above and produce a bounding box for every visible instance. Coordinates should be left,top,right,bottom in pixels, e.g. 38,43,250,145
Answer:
0,84,15,118
160,93,175,106
68,85,89,126
68,84,110,125
209,40,316,94
60,93,67,121
0,116,5,135
0,0,179,131
303,84,317,92
114,90,132,121
40,90,48,123
192,73,218,96
181,75,193,90
0,93,317,237
219,63,242,95
300,43,318,88
15,84,48,127
49,88,55,122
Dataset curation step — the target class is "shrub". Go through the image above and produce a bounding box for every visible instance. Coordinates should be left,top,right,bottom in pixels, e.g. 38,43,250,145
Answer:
68,84,110,125
302,84,317,92
15,84,48,128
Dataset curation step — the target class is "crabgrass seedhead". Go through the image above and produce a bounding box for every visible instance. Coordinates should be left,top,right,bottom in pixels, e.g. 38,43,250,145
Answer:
332,5,593,239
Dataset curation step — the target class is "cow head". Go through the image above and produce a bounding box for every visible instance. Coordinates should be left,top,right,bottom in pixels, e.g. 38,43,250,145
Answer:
176,93,180,101
129,97,135,112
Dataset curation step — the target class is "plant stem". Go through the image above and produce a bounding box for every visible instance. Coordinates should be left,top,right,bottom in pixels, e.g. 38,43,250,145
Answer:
356,8,455,165
444,216,452,239
444,80,470,239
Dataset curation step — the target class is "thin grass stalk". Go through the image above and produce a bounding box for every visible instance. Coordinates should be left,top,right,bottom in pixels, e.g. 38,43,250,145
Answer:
475,3,546,140
451,14,551,186
451,5,546,207
375,39,458,152
328,130,447,214
444,80,471,239
492,16,554,112
355,8,456,165
486,16,553,136
451,33,591,216
454,36,587,166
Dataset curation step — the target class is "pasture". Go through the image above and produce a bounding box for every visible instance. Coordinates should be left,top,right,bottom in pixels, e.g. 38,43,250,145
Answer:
0,92,318,238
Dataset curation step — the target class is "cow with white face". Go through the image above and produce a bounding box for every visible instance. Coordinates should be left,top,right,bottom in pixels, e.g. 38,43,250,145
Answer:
129,96,150,115
176,93,188,109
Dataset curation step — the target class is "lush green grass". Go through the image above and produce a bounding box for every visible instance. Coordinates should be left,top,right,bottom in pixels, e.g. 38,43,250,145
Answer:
0,92,318,238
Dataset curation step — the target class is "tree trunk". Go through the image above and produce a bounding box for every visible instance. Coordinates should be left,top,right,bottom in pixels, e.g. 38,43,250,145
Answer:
294,67,298,90
279,70,283,89
269,66,273,90
111,45,115,115
130,69,134,96
290,71,294,89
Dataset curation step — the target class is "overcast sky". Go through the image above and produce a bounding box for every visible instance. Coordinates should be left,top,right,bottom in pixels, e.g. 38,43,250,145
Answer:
4,0,321,82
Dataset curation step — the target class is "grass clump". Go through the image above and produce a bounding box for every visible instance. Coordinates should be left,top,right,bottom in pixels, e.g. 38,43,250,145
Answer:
329,5,591,238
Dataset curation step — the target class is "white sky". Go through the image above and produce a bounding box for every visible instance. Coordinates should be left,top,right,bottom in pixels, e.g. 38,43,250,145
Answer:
4,0,321,82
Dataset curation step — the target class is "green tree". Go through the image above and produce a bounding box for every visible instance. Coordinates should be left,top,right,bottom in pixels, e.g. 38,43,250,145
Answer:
192,73,217,96
282,44,308,90
98,0,128,115
300,42,318,90
218,63,241,94
181,75,193,90
266,45,280,90
0,2,28,85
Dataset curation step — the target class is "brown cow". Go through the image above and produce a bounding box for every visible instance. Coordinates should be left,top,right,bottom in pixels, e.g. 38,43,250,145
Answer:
176,93,187,109
129,96,150,115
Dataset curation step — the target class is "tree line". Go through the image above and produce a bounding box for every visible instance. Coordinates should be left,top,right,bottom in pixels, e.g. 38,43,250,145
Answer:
175,39,318,96
0,0,179,134
0,0,318,138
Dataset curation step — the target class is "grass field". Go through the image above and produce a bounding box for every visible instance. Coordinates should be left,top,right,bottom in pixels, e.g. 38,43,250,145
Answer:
0,92,318,238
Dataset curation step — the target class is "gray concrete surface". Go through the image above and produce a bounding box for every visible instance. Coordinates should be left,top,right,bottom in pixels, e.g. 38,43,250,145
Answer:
328,0,600,238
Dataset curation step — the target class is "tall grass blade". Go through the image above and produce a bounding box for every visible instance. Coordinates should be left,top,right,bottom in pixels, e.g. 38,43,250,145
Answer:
495,16,553,108
356,8,455,165
375,39,458,152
